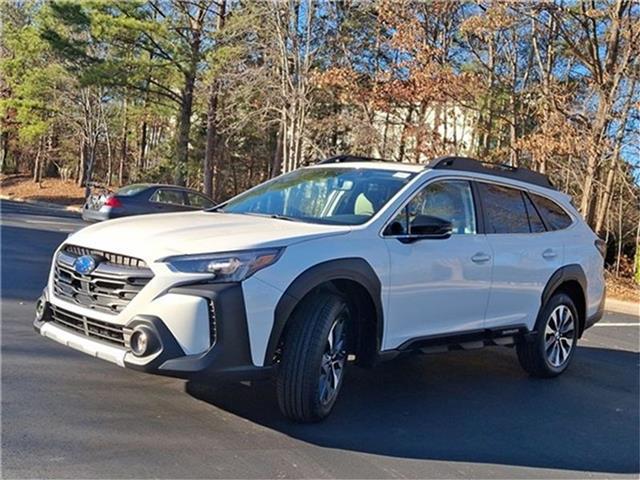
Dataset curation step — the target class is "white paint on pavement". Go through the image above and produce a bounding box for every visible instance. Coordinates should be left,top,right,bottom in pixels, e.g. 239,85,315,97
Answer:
593,323,639,327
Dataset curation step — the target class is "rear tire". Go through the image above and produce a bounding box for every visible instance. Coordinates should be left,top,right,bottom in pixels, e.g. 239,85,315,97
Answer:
517,293,578,378
276,291,350,422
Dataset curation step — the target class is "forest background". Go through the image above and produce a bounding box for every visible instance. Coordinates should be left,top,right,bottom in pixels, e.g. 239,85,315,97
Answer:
1,0,638,285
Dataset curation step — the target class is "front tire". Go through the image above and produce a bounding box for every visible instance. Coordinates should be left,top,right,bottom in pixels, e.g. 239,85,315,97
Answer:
276,291,350,422
517,293,578,378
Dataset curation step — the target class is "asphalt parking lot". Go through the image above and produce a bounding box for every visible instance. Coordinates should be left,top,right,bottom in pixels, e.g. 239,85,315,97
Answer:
2,199,639,479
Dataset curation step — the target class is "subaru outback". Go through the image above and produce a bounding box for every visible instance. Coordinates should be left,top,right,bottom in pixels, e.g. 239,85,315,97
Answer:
34,155,606,422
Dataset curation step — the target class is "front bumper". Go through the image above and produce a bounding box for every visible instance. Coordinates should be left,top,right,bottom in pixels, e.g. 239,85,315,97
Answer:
35,283,273,382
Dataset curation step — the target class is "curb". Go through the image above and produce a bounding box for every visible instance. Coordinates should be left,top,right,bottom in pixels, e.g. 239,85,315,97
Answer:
605,298,639,317
0,195,82,213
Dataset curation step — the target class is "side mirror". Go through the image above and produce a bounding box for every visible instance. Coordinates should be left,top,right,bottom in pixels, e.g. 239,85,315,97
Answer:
407,215,452,240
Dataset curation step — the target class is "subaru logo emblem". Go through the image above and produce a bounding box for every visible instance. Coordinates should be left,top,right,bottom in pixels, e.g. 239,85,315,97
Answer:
74,255,98,275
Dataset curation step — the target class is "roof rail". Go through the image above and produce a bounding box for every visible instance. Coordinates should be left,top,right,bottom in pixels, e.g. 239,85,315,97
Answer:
427,156,554,190
317,154,393,164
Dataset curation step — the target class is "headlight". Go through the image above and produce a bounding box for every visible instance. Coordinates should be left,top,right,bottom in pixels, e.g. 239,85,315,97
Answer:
162,248,283,282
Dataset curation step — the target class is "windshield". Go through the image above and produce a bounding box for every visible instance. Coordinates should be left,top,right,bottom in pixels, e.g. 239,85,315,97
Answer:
219,167,416,225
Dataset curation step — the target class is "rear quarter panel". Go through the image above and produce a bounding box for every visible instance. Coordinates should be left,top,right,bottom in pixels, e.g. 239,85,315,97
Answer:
563,219,605,318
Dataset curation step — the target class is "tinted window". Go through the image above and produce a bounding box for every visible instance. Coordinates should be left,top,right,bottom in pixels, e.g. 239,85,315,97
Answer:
531,194,573,230
151,189,186,206
523,194,546,233
478,183,529,234
187,192,214,209
387,180,476,235
116,184,149,196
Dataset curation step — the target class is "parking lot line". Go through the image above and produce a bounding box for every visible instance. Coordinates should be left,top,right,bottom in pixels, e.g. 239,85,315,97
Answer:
593,323,639,327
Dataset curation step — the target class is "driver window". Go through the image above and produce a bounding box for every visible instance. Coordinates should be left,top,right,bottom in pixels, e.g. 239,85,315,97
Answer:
387,180,477,235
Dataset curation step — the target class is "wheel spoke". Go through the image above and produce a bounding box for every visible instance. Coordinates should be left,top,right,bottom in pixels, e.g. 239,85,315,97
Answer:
550,310,559,331
553,344,561,366
318,314,349,406
559,337,572,357
327,322,336,350
561,317,574,334
558,342,566,364
545,335,555,351
331,364,340,389
558,306,568,330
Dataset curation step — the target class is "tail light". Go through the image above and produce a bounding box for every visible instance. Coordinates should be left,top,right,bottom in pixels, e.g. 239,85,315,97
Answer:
104,196,123,208
595,238,607,259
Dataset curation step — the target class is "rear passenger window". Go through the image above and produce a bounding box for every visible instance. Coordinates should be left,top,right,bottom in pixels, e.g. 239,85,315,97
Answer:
151,189,186,206
530,194,572,230
523,194,546,233
187,192,214,209
477,183,529,234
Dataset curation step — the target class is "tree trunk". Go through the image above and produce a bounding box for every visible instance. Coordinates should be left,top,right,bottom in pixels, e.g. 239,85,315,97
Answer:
117,96,128,186
615,182,623,276
104,123,113,187
118,152,125,186
634,215,640,284
44,130,54,180
174,7,205,186
271,117,284,178
174,74,194,186
203,0,226,198
203,84,217,197
579,98,611,224
139,120,147,175
77,138,86,186
0,130,8,173
214,145,224,199
594,78,635,235
509,92,518,167
33,137,43,184
83,140,97,199
594,150,618,236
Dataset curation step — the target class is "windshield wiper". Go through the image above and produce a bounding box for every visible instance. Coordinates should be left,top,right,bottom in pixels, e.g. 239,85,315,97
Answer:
236,212,302,222
268,214,301,222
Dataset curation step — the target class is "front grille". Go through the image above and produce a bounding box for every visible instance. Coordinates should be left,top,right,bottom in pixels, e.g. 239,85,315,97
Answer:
53,245,153,314
50,305,125,347
62,245,147,268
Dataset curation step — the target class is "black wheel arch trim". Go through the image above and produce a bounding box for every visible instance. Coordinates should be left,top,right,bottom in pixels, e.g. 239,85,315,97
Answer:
541,264,588,334
264,257,384,366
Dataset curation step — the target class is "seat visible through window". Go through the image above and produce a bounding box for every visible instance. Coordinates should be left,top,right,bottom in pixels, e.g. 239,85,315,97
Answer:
387,180,477,235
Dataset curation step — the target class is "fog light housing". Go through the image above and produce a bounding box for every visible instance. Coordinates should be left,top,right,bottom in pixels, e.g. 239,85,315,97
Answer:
129,327,159,357
35,296,47,321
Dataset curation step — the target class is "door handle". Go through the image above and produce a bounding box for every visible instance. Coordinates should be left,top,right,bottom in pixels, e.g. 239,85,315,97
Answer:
471,253,492,264
542,249,558,260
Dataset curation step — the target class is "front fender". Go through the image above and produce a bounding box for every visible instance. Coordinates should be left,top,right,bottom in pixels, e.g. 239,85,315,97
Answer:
263,257,383,365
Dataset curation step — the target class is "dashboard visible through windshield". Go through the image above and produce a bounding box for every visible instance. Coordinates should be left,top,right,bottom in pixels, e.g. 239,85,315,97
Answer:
216,167,416,225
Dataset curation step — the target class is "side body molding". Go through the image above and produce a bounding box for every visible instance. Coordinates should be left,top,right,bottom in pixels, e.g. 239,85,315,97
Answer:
263,258,383,365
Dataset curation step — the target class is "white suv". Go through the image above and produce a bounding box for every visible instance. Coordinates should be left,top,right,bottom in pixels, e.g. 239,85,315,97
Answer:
35,156,606,422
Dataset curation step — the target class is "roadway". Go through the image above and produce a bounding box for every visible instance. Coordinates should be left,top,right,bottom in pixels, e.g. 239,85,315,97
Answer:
2,199,638,478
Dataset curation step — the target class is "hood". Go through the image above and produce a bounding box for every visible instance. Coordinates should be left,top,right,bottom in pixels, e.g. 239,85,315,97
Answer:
67,211,350,262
